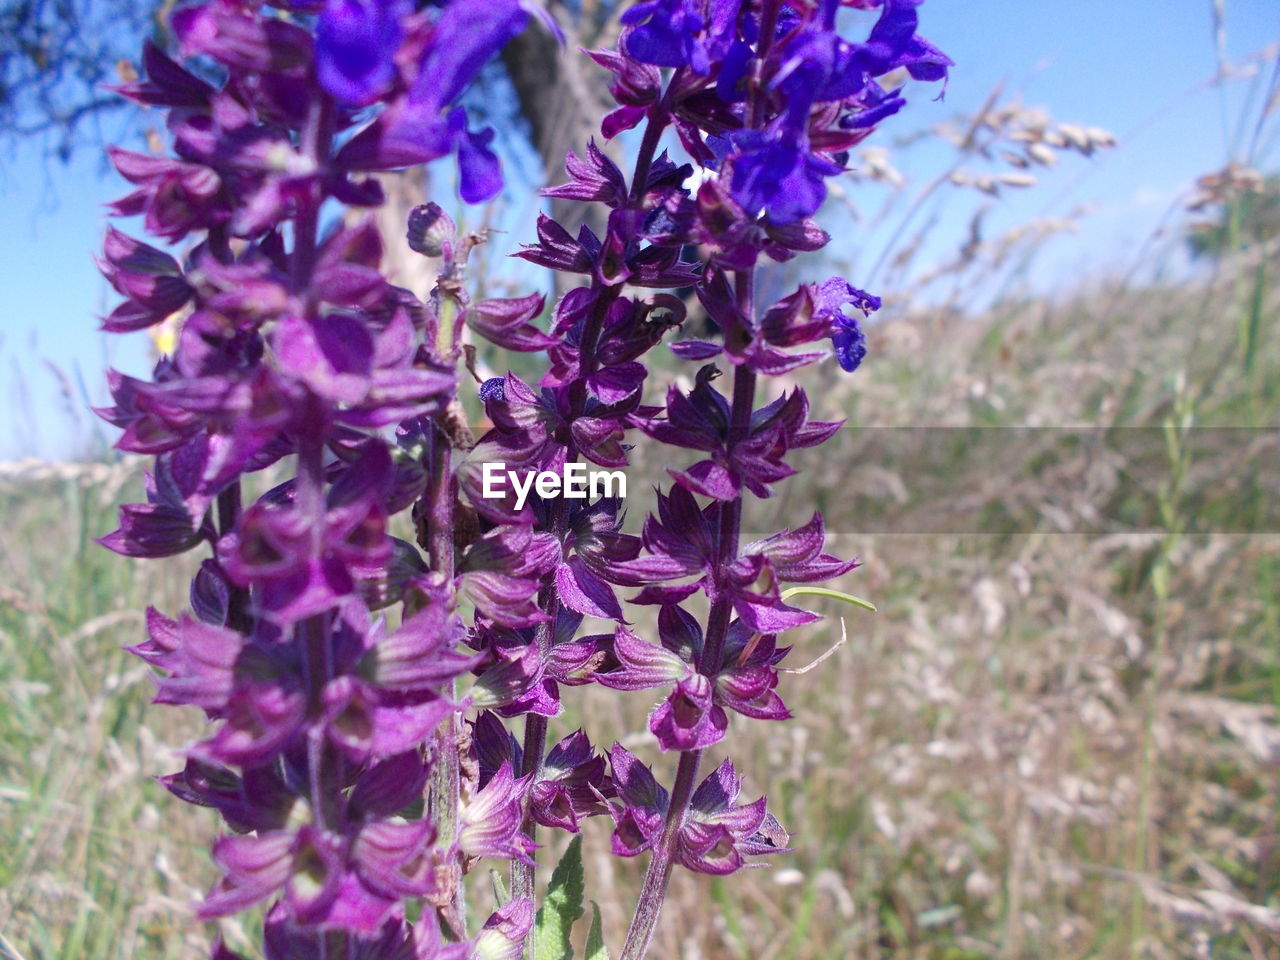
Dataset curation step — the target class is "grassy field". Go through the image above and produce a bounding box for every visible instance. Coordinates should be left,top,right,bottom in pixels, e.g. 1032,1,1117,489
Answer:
2,230,1278,959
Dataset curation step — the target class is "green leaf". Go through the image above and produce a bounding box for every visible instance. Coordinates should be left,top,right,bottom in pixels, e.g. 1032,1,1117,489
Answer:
584,901,610,960
917,904,962,929
779,586,877,612
1244,261,1265,376
535,835,585,960
490,867,510,908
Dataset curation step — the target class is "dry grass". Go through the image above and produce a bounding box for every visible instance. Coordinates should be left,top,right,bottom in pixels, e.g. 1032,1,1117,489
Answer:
4,250,1277,960
585,246,1280,959
3,43,1279,955
0,467,211,959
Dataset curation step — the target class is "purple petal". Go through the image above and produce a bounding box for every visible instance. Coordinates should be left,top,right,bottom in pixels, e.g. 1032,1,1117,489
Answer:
555,557,624,622
649,674,728,751
670,339,724,360
670,459,739,501
316,0,408,105
597,626,688,691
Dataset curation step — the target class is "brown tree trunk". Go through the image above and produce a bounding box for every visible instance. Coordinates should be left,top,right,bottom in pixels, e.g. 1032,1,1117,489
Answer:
500,4,621,238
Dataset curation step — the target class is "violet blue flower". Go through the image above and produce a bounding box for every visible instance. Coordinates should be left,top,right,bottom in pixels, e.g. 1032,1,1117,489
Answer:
315,0,410,105
98,0,948,953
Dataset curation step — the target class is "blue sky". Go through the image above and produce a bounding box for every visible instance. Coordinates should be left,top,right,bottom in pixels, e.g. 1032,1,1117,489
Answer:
897,0,1278,282
0,0,1276,459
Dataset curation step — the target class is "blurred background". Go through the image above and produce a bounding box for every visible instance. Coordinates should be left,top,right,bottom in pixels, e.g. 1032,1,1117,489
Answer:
1,1,1279,958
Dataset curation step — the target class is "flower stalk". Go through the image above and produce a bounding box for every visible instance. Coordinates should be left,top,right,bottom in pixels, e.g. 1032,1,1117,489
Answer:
510,83,678,930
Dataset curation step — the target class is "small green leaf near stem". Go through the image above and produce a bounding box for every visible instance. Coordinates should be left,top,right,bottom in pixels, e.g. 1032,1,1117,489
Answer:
779,586,877,612
534,835,586,960
585,902,611,960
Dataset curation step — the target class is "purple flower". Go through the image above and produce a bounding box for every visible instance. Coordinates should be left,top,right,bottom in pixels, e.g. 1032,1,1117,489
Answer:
315,0,409,105
605,744,670,857
321,673,455,763
97,0,948,951
97,228,194,332
330,0,529,199
258,901,431,960
359,603,477,692
649,672,726,751
531,729,614,830
413,0,529,109
159,758,295,834
856,0,952,81
171,2,314,77
406,201,457,257
585,47,661,138
727,129,843,225
474,713,613,832
99,477,213,559
456,523,559,627
467,293,558,352
605,748,784,874
675,758,787,875
459,761,535,863
201,818,439,932
108,146,225,242
598,616,797,751
636,368,840,501
805,277,880,371
621,0,708,72
833,315,868,371
543,140,629,206
515,211,698,288
111,41,215,109
441,899,535,960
